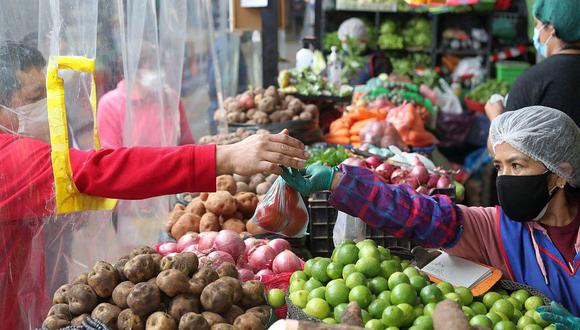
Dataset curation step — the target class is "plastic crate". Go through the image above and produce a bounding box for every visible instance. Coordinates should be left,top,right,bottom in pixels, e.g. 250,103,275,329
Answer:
308,192,417,258
496,61,529,85
473,0,496,11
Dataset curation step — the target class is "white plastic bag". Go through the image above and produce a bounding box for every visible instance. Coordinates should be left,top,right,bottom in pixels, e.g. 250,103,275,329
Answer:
333,211,366,247
436,79,463,115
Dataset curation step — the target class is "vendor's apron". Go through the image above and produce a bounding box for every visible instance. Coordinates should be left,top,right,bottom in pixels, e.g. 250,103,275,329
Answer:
497,207,580,315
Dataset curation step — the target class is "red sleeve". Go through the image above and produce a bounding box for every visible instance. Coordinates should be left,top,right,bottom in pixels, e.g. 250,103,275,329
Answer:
444,205,514,280
178,101,195,145
70,144,216,199
0,133,216,222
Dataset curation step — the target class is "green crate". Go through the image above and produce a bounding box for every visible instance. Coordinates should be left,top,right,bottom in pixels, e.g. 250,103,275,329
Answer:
496,61,530,85
474,0,496,11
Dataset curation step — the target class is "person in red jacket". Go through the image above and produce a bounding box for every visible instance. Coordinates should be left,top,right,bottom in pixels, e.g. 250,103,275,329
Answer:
0,42,308,329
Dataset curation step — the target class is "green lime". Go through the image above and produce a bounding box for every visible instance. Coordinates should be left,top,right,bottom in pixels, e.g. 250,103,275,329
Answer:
308,287,326,301
517,316,535,329
391,283,418,305
382,306,404,327
455,287,474,306
346,272,368,289
524,296,544,311
436,282,455,295
483,292,503,309
343,264,357,279
385,327,400,330
462,306,475,320
413,315,433,330
496,289,509,296
522,325,543,330
290,271,308,283
289,290,308,308
289,279,306,293
445,292,462,305
378,246,392,261
366,319,385,330
486,312,503,326
470,301,487,315
470,315,493,328
400,260,410,269
420,285,443,304
423,302,437,317
327,279,346,287
397,303,415,327
303,259,316,277
510,289,530,304
531,310,549,327
312,259,332,283
491,299,515,318
349,285,373,309
323,317,337,324
267,288,285,308
356,239,377,250
325,282,349,307
356,257,382,278
378,291,391,303
304,277,323,292
369,276,390,295
494,320,517,330
362,309,372,324
369,299,390,319
326,262,344,280
388,272,410,290
335,244,360,265
403,267,420,278
381,260,402,279
507,297,522,311
544,325,556,330
334,303,348,323
414,305,424,319
359,244,381,260
511,309,522,323
305,298,331,319
410,276,429,292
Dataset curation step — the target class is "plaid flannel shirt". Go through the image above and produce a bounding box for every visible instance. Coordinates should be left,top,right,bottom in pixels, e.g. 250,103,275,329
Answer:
329,165,464,248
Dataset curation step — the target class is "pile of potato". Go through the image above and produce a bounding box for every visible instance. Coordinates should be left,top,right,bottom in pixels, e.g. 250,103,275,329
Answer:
43,247,270,330
198,128,270,146
215,86,319,125
167,174,277,239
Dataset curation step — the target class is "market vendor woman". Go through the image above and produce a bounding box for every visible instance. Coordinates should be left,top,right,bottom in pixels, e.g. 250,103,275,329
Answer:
283,106,580,318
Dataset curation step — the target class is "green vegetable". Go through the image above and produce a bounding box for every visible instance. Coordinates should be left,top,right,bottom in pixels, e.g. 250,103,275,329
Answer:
306,146,349,167
466,80,511,103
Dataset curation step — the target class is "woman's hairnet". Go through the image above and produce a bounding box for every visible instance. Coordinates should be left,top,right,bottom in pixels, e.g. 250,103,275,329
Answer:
338,18,369,43
533,0,580,43
489,106,580,187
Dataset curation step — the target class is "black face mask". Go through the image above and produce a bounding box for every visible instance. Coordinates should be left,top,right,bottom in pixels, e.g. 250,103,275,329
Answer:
496,172,557,222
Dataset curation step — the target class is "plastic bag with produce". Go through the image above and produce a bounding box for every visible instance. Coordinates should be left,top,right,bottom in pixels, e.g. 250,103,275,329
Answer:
250,177,309,237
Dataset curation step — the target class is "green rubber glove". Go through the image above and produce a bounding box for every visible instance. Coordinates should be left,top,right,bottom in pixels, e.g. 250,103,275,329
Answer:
280,165,337,197
537,301,580,330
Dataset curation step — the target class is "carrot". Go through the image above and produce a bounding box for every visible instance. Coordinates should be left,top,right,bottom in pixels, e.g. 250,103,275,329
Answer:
328,128,350,137
349,118,376,135
324,135,350,145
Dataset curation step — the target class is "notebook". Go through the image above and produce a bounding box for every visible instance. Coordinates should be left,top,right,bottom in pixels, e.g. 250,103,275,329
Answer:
420,253,492,289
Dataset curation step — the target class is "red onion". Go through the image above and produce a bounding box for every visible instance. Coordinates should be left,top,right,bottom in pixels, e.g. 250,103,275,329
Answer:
213,230,245,260
267,238,291,255
201,250,235,268
256,269,274,277
152,243,162,254
182,244,200,254
437,175,452,189
410,165,429,185
390,168,407,185
248,245,276,273
238,268,255,282
272,250,303,274
177,232,199,252
375,163,395,181
158,242,177,256
365,156,382,169
244,238,267,256
342,157,368,168
198,231,218,251
427,174,440,188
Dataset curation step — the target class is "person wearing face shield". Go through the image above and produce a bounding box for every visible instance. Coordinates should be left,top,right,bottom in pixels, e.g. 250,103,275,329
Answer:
485,0,580,126
0,42,309,329
282,106,580,318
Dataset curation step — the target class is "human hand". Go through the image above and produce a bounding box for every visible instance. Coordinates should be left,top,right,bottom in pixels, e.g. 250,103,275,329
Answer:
216,129,308,176
485,97,504,121
280,164,337,196
537,301,580,330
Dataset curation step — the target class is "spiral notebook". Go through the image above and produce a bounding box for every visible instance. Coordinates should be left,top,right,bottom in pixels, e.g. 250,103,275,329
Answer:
420,253,492,289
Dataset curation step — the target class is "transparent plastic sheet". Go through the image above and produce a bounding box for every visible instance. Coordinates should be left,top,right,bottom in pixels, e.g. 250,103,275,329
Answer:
250,177,309,238
333,211,367,247
110,0,187,256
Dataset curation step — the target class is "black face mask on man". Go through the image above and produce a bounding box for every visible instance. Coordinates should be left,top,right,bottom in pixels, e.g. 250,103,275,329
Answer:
496,171,559,222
